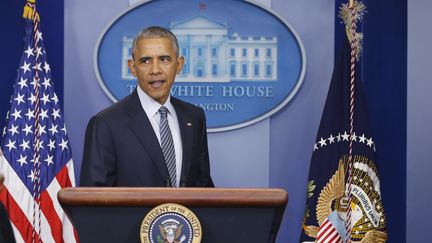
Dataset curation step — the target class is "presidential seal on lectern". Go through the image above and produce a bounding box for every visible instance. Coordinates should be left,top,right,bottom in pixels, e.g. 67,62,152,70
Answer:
140,203,202,243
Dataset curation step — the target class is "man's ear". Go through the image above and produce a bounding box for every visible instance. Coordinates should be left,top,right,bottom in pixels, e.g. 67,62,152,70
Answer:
128,59,137,77
176,56,185,74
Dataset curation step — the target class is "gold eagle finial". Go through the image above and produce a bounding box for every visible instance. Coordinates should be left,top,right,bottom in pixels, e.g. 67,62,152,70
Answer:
339,0,366,61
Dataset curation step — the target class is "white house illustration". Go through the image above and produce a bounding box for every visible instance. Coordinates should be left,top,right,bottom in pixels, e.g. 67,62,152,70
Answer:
121,16,278,82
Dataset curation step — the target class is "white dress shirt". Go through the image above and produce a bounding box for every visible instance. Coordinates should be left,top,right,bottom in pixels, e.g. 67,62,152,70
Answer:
137,87,183,187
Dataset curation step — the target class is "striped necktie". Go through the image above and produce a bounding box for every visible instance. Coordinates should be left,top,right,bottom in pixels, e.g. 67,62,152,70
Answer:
159,106,177,187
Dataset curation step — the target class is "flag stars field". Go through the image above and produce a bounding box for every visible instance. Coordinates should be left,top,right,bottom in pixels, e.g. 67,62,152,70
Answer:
41,93,50,105
25,108,35,120
18,77,28,89
359,134,367,143
44,155,54,166
27,170,36,182
5,139,16,151
30,77,40,89
61,124,67,134
42,77,51,88
19,139,30,151
37,140,45,149
22,124,33,135
366,138,374,147
328,134,336,144
11,108,22,120
39,108,49,120
17,154,28,166
341,131,350,141
24,46,34,58
27,93,37,104
43,62,50,73
35,46,42,58
39,124,47,135
59,138,68,151
313,130,377,152
48,124,58,135
318,137,327,147
20,61,31,73
47,139,55,151
51,93,59,104
8,124,19,136
14,93,25,105
32,62,41,71
351,132,357,142
35,30,43,41
52,108,61,120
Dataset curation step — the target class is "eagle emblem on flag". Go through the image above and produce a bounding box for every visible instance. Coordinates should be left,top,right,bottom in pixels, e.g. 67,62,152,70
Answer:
303,157,387,242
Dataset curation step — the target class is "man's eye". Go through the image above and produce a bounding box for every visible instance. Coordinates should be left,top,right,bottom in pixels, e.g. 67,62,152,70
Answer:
140,58,151,63
160,57,171,62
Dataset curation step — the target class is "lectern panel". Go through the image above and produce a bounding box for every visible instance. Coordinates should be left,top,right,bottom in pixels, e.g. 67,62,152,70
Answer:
58,188,288,243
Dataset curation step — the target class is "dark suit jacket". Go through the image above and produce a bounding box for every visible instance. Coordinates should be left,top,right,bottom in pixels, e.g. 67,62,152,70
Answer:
0,202,16,243
80,90,213,187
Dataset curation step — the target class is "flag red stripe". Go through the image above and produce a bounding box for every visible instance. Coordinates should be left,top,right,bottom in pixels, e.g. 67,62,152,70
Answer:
55,166,80,242
40,190,64,243
322,227,337,242
73,228,80,243
0,189,40,242
328,232,341,243
56,165,72,188
317,219,343,243
317,219,331,239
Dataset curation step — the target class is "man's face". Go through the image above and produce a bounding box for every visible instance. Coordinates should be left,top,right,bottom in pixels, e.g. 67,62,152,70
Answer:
128,38,184,104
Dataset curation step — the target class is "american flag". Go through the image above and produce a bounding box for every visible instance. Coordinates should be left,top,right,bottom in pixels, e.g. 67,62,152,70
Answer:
316,213,343,243
0,8,77,243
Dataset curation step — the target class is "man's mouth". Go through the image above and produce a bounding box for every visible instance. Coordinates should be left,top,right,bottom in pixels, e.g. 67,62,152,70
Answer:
148,80,165,88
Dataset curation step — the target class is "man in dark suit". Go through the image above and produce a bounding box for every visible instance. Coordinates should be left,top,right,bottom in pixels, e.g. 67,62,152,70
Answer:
80,26,213,187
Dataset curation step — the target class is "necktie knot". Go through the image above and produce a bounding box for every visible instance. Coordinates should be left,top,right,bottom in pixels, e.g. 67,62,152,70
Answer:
159,106,168,119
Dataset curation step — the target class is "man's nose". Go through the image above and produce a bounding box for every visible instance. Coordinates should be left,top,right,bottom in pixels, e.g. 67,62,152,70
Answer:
150,60,162,75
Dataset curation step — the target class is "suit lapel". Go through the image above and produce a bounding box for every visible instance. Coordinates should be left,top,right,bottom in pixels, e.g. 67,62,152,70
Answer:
172,98,193,185
126,90,170,182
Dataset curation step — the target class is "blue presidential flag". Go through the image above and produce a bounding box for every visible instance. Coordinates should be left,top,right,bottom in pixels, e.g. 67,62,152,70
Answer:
300,4,387,242
0,3,77,242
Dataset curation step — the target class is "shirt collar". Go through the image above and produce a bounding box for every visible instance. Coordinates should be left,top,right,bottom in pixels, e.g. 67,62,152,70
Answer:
136,86,175,117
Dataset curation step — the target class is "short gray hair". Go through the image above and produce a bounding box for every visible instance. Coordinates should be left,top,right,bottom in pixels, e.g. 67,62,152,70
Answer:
131,26,179,58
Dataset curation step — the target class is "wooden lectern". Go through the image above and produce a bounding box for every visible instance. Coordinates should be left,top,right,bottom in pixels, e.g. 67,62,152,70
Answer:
58,188,288,243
